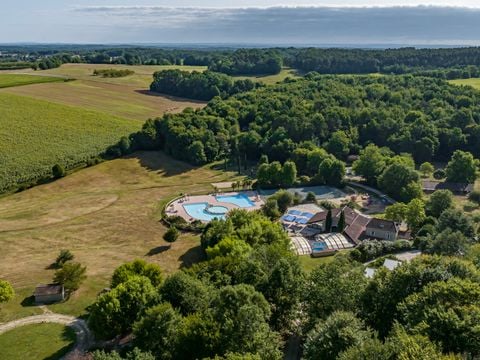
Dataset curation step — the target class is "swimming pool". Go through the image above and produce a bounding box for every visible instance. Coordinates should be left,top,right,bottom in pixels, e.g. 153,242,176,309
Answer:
183,203,228,221
312,242,328,251
216,193,254,208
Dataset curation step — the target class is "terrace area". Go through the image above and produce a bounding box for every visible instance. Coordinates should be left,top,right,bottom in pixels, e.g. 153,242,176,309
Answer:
166,191,263,223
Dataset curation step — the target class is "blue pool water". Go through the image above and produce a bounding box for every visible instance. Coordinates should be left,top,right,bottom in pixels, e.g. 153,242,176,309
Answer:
312,242,327,251
216,193,254,208
183,203,228,221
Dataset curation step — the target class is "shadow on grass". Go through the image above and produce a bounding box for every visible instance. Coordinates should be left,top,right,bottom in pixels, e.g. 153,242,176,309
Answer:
179,245,205,269
127,151,195,178
20,295,36,307
134,89,207,105
44,326,76,360
146,245,171,256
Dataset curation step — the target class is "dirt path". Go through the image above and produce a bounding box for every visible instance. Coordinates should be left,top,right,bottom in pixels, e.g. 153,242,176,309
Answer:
0,313,94,359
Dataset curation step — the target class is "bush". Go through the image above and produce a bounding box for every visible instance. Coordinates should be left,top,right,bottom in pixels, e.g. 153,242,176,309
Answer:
305,192,317,203
54,249,74,268
163,226,179,243
320,200,336,210
433,169,446,180
52,164,66,179
351,239,412,263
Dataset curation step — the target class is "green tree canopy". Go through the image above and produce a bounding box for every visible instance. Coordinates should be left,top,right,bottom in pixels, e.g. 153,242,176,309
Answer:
111,259,163,288
304,311,373,360
425,189,454,217
0,279,14,303
399,278,480,355
445,150,477,183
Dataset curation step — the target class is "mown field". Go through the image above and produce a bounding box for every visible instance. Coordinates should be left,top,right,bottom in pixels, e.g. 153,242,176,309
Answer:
0,74,66,88
449,78,480,90
0,151,241,322
0,92,139,192
0,64,207,120
232,68,302,85
0,323,75,360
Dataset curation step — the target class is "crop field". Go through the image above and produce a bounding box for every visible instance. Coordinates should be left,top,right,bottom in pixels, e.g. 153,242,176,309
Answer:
0,74,66,88
0,151,241,321
0,323,75,360
0,92,140,193
0,64,207,120
6,63,208,87
449,78,480,90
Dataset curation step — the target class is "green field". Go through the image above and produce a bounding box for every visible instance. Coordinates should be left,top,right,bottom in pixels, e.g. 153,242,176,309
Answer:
449,78,480,90
232,68,301,85
0,74,65,88
0,323,76,360
0,92,139,192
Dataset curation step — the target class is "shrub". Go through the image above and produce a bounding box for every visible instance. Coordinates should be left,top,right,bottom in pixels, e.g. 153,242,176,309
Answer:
433,169,446,180
305,192,317,203
52,164,66,179
54,249,74,268
163,226,179,243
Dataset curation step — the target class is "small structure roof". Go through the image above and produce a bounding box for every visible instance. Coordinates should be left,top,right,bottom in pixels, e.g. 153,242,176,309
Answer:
34,284,63,296
422,180,474,194
366,218,399,233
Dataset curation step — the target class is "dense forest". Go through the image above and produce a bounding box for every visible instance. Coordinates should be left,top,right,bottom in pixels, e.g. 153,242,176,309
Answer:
150,70,259,101
4,45,480,77
209,49,283,75
133,73,480,168
286,47,480,74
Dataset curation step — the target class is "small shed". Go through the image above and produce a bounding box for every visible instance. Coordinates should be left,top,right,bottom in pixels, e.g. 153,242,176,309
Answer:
34,284,65,304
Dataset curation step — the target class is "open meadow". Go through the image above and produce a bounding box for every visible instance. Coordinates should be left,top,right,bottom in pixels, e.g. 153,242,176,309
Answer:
449,78,480,90
0,151,241,322
0,92,140,193
232,68,301,85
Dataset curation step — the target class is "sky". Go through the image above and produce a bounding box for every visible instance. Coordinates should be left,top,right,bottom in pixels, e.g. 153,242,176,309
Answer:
2,1,480,45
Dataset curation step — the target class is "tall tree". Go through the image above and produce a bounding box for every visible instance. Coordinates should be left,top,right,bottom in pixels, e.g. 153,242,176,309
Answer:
352,144,386,185
445,150,477,183
325,209,333,233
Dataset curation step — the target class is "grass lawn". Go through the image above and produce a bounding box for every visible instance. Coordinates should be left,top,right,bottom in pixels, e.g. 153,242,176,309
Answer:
0,151,240,322
0,92,140,192
233,68,301,85
298,255,335,273
0,74,66,88
449,78,480,90
0,323,76,360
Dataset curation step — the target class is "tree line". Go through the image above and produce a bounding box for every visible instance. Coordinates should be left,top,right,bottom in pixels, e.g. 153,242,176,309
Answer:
286,47,480,74
93,69,135,78
208,49,283,75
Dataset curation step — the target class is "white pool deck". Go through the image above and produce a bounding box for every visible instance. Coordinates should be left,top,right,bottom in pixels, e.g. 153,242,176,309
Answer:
166,191,264,223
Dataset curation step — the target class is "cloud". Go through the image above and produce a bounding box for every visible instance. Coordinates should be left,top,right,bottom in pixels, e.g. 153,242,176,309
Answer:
69,5,480,44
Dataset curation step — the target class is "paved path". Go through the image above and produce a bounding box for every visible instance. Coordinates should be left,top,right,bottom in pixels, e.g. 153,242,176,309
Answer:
0,313,94,359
